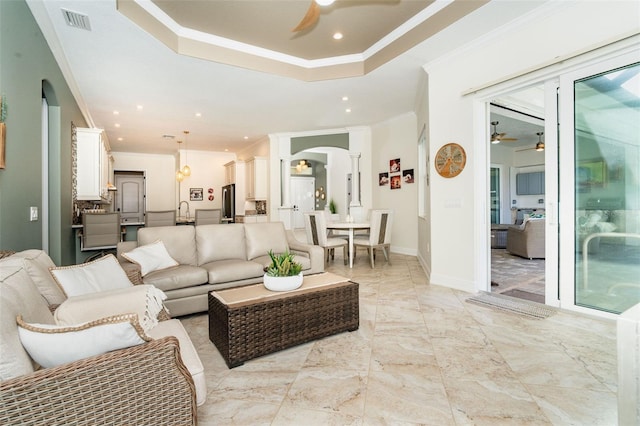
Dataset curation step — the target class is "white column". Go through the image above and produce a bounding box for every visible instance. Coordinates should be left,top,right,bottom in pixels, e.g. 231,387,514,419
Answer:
281,156,292,208
349,152,361,207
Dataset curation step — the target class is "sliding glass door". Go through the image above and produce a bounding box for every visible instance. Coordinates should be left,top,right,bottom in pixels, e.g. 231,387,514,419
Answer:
560,54,640,315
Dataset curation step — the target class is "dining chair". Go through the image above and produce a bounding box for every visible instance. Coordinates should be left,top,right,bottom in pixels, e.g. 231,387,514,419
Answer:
353,209,394,268
195,209,222,225
81,212,121,251
304,211,348,265
145,210,176,227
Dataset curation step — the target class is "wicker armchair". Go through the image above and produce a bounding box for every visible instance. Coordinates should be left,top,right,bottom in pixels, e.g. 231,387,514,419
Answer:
506,219,545,259
0,336,197,426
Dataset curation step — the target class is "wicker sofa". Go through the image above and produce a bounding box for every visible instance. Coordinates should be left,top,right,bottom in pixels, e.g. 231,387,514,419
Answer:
0,250,204,425
117,221,325,316
506,218,545,259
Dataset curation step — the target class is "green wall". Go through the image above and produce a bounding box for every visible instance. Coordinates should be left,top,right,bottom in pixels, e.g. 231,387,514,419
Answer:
0,0,86,264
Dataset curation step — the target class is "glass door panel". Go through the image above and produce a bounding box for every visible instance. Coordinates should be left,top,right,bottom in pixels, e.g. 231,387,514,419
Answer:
490,167,500,224
573,62,640,314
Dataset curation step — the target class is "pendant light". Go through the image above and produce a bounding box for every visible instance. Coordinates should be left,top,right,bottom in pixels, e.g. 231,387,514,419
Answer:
176,140,185,182
535,132,545,151
181,130,191,176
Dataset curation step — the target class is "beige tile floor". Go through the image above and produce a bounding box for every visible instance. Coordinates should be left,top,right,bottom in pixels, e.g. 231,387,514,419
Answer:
184,252,618,425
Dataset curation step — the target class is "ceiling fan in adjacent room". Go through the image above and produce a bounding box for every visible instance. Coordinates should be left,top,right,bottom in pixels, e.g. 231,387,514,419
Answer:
490,121,518,144
516,132,545,152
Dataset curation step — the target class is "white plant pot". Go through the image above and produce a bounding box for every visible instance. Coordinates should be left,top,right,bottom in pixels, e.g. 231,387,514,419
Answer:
263,272,303,292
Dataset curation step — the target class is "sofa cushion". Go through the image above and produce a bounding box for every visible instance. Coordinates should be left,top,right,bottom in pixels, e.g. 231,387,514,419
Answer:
122,240,179,276
252,254,311,272
147,319,206,406
0,265,55,380
244,222,290,261
138,226,198,266
200,259,265,284
50,254,132,297
196,224,247,264
54,285,167,332
5,250,66,306
142,265,208,292
17,313,150,369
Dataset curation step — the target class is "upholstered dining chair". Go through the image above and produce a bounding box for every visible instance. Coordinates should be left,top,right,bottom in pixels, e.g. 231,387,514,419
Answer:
81,212,121,251
304,211,348,265
145,210,176,227
195,209,221,225
353,209,394,268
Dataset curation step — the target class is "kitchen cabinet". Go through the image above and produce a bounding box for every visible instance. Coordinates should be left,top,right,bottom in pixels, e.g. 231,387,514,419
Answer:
245,156,267,200
516,171,545,195
224,160,243,185
76,128,110,201
240,215,268,223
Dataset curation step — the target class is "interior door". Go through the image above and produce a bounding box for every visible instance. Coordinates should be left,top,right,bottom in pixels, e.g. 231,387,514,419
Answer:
291,177,315,229
115,172,145,224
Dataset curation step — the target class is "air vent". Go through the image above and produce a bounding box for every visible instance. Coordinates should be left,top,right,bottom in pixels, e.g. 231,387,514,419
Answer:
61,9,91,31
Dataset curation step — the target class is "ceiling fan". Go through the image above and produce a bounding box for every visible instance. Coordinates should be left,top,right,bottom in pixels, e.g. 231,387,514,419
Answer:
490,121,518,144
292,0,335,32
516,132,545,152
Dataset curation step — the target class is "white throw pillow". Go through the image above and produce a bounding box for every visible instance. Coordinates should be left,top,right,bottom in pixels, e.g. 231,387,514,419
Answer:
55,285,167,332
50,254,132,297
122,240,179,276
17,314,150,368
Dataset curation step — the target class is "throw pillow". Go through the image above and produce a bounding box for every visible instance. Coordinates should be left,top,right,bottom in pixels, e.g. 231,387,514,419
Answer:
50,254,132,298
54,285,167,332
17,313,150,368
122,240,179,276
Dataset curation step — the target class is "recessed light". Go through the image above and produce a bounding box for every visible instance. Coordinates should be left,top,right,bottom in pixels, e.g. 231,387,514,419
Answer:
195,112,202,118
333,32,343,40
244,136,249,140
113,110,119,115
117,137,123,141
136,105,143,110
225,148,229,152
342,96,348,101
115,123,121,128
345,108,351,113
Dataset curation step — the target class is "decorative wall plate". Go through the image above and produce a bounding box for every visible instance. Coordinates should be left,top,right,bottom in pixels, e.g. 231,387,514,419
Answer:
435,143,466,178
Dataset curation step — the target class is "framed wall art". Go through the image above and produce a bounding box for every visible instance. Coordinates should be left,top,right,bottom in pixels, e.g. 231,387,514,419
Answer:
190,188,203,201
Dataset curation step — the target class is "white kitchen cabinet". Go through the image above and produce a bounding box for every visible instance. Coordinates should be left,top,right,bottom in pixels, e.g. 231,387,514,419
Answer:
224,160,241,185
245,156,267,200
76,128,110,201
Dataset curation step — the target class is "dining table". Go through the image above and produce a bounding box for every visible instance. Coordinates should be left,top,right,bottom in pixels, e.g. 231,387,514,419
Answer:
326,221,371,268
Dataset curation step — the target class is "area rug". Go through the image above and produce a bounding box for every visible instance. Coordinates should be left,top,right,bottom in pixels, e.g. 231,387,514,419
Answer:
500,289,544,304
466,291,556,319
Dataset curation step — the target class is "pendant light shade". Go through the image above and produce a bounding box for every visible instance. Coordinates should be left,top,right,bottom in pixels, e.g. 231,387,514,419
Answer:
176,170,185,182
181,130,191,176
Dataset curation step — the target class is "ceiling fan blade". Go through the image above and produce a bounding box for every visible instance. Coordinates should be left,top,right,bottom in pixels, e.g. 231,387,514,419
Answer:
292,1,320,32
500,138,518,142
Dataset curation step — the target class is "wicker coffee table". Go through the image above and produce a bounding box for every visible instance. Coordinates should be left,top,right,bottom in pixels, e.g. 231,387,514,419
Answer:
208,272,359,368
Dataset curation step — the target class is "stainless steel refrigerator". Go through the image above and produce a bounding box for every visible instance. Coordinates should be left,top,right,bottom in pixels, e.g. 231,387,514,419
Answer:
221,183,235,222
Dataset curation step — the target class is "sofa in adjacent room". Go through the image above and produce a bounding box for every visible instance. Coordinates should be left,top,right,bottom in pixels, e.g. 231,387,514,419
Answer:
117,221,325,317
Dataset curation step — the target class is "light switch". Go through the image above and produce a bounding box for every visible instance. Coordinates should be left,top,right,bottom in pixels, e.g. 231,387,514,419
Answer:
30,206,38,221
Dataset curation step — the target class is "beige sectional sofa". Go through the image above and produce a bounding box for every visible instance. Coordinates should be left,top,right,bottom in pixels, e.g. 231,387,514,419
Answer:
0,249,205,425
117,221,325,317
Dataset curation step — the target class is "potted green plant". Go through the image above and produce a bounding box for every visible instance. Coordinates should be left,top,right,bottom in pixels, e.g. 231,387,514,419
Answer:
263,249,303,291
328,199,337,214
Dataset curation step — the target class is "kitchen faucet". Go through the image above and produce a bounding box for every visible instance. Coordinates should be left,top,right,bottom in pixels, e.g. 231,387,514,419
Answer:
179,201,190,219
